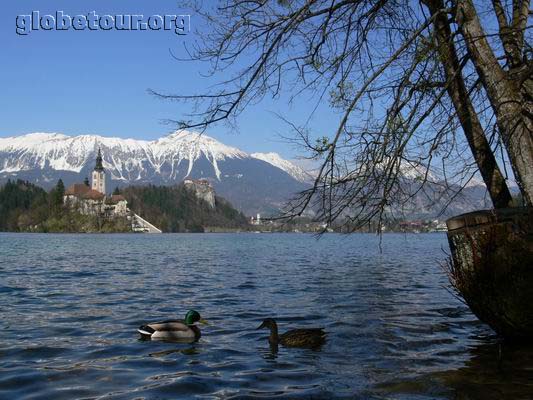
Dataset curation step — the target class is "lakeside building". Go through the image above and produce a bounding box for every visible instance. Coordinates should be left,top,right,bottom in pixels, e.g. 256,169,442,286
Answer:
250,213,262,225
398,219,448,233
63,149,161,233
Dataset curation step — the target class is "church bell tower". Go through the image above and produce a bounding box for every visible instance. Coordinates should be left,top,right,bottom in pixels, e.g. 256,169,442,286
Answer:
92,148,106,194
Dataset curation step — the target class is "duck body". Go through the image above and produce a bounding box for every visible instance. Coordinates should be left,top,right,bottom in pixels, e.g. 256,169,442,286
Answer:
138,310,203,342
278,328,326,348
258,318,326,349
138,319,201,341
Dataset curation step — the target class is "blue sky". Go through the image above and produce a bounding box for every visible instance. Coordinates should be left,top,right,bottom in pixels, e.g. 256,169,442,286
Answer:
0,1,335,161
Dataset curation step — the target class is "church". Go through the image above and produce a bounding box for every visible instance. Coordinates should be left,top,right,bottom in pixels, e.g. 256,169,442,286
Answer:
63,149,128,217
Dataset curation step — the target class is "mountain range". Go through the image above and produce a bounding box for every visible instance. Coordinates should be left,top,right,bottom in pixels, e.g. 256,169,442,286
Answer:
0,131,313,215
0,131,492,217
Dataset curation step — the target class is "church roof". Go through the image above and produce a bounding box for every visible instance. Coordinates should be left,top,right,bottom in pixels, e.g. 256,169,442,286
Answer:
65,184,104,200
82,189,105,201
65,184,90,196
111,194,126,202
94,148,104,172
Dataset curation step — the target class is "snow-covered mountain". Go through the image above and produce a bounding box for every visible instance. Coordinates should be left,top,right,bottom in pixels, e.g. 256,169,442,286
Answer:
251,152,313,183
0,131,246,179
0,131,309,215
0,131,494,218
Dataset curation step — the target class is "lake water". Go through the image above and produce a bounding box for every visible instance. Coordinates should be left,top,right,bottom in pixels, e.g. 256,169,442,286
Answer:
0,233,532,399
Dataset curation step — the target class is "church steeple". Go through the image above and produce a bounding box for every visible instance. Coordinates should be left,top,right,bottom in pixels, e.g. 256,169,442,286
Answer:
94,148,104,172
92,148,106,194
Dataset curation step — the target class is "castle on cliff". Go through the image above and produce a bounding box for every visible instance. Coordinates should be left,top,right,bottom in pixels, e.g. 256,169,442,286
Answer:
183,178,216,209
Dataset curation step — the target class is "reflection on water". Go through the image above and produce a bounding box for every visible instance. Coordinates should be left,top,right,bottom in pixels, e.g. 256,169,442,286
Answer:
0,232,532,399
379,340,533,400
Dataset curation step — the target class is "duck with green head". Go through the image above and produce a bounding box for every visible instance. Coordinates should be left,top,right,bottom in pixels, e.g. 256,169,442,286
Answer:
138,310,206,342
257,318,326,349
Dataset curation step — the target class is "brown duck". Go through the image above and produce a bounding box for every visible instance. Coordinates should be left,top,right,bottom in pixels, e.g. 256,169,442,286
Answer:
257,318,326,349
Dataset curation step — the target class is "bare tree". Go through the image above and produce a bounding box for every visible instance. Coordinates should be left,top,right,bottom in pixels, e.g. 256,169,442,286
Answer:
153,0,532,228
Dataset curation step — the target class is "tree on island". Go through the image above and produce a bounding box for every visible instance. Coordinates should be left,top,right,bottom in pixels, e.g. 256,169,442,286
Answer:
155,0,532,228
113,186,121,195
51,179,65,211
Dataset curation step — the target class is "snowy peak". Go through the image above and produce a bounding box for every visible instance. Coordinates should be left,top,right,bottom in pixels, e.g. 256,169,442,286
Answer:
0,131,249,180
398,161,439,183
154,130,247,160
251,152,313,183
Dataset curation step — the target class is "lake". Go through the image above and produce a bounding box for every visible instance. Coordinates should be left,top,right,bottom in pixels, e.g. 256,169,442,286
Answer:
0,233,532,399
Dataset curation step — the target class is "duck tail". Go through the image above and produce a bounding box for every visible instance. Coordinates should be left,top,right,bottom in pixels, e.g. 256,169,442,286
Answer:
138,324,155,339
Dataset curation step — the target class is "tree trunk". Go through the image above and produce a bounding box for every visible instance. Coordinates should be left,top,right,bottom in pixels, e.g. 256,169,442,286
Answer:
422,0,513,208
446,207,533,340
456,0,533,205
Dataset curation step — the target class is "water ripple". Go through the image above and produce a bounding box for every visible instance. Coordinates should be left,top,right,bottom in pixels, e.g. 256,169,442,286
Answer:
0,232,532,399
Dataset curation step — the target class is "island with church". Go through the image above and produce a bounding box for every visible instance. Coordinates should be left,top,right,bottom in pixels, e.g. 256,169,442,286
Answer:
62,149,162,233
0,149,250,233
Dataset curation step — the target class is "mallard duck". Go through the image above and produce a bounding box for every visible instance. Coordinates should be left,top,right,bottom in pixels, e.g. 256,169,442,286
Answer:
138,310,205,342
257,318,326,349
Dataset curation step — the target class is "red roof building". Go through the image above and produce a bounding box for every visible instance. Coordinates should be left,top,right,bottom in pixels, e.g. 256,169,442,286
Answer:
110,194,126,202
65,184,104,201
64,183,90,196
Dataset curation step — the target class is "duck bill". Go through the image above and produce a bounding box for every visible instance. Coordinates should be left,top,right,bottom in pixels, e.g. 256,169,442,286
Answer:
199,318,208,325
256,322,265,330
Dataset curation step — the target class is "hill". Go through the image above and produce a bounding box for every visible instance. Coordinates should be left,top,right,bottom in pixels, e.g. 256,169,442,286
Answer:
121,184,249,232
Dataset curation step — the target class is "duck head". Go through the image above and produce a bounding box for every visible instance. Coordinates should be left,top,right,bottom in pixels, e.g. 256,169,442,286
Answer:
257,318,280,344
184,310,202,325
257,318,278,331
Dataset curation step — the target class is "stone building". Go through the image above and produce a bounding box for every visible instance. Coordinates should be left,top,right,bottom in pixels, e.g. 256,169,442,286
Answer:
105,195,128,216
63,183,105,215
184,179,216,208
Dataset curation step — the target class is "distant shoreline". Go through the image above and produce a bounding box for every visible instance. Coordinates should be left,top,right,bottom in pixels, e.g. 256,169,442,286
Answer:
0,230,447,235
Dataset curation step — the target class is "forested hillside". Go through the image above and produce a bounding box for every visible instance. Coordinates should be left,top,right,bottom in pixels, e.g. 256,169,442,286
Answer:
121,184,249,232
0,180,49,231
0,179,130,233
